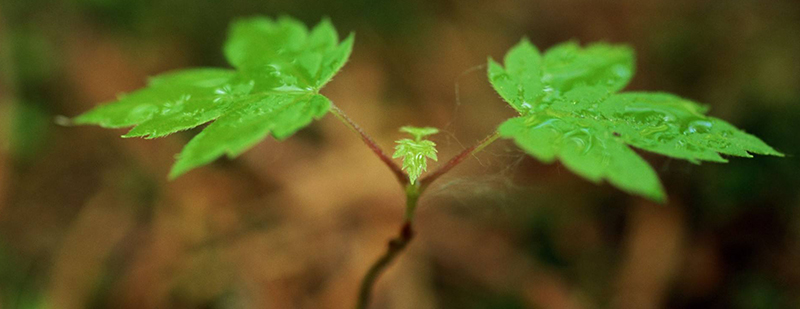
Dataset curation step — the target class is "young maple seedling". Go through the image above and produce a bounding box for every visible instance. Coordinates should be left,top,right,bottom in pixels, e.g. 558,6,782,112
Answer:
72,16,783,309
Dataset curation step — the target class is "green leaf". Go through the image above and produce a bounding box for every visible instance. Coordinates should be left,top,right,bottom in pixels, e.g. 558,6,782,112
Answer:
73,16,354,178
487,38,543,113
399,126,439,141
491,40,782,202
488,39,634,114
393,126,439,184
541,41,634,93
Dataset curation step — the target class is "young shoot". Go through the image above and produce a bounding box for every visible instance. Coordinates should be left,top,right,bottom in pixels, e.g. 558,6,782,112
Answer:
393,126,440,185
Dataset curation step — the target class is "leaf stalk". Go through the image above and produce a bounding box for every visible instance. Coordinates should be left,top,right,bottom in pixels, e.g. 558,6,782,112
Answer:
419,131,500,192
329,103,409,186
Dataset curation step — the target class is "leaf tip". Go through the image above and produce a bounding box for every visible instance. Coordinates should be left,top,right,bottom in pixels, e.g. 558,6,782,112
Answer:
167,168,183,181
342,31,356,46
168,161,191,180
54,115,74,127
648,188,668,204
758,146,785,157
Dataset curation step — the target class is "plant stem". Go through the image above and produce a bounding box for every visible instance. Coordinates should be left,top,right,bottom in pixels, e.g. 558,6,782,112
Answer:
332,107,500,308
357,185,419,309
355,222,414,309
419,131,500,191
404,184,421,222
329,103,409,186
355,132,500,308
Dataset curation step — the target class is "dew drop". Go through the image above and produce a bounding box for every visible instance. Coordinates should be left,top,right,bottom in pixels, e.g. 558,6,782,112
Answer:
563,128,593,154
612,64,631,78
706,139,730,149
129,105,157,120
273,84,304,92
640,124,670,137
213,81,254,103
683,120,713,135
529,117,562,131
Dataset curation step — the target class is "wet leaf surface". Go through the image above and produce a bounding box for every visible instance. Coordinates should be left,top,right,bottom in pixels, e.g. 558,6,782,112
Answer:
491,40,783,202
74,17,354,178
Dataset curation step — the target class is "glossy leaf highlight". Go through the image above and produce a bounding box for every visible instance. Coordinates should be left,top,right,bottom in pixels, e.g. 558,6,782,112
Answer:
491,40,782,202
74,16,354,178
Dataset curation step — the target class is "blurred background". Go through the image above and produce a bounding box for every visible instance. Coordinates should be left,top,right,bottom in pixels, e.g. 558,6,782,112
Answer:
1,0,799,308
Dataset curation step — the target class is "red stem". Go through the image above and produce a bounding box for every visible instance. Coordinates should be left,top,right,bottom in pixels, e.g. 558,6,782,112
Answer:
419,131,499,191
330,104,409,186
